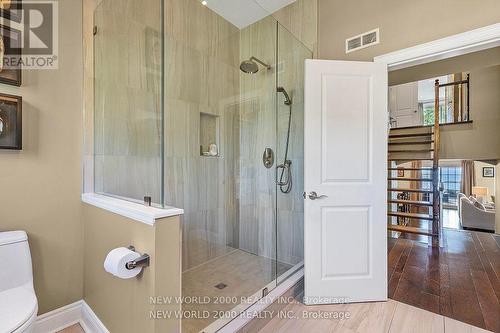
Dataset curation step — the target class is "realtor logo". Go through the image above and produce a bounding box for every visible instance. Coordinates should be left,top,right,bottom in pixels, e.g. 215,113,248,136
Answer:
1,0,58,70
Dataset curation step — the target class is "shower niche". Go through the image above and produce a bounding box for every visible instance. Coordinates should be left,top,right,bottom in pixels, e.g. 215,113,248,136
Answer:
199,112,220,157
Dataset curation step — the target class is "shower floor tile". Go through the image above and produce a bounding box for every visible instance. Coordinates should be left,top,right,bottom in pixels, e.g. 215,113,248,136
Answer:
182,249,292,333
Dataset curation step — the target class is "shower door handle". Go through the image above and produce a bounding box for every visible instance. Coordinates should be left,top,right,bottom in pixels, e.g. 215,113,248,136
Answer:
305,191,328,200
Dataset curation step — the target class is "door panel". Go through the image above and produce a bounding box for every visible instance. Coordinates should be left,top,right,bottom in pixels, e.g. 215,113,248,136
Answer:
389,82,420,127
322,74,370,182
304,60,387,304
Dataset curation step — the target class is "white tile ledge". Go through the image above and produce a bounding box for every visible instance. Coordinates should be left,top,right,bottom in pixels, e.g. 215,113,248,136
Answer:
82,193,184,226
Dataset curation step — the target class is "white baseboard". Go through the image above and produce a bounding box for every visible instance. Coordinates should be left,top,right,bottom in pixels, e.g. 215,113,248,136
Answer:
34,300,109,333
80,301,109,333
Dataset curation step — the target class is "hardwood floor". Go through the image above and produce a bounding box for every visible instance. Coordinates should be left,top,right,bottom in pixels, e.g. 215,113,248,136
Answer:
388,229,500,332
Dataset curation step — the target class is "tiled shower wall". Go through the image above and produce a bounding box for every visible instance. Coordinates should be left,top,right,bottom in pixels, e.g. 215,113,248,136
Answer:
164,0,241,271
163,0,316,271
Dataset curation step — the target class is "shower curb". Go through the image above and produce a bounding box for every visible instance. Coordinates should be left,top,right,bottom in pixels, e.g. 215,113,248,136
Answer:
218,268,304,333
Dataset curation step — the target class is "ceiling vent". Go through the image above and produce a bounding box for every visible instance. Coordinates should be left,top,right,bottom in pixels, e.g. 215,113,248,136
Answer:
345,28,379,53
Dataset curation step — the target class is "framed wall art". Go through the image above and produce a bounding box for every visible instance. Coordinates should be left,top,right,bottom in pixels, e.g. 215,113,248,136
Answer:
0,93,22,149
0,24,22,86
0,0,22,23
483,167,494,178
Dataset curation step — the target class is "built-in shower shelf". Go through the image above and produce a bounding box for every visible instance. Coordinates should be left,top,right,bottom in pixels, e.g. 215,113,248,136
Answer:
200,154,221,158
200,112,220,157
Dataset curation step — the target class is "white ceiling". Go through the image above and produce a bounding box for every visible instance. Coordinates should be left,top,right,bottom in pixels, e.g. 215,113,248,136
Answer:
205,0,297,29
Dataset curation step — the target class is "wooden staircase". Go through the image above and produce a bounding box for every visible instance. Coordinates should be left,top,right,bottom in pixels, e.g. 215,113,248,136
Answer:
387,80,441,247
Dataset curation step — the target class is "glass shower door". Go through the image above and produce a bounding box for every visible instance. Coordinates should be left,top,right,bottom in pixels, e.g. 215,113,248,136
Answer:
164,4,279,331
276,23,312,282
93,0,164,204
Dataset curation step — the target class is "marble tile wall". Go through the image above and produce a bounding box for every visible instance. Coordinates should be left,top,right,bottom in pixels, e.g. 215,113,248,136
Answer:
163,0,241,271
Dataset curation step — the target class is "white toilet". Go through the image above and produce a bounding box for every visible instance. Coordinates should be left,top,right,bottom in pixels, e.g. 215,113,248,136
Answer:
0,231,38,333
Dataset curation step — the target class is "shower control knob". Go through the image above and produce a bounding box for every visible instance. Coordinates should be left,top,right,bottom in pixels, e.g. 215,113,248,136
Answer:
307,191,328,200
262,148,274,169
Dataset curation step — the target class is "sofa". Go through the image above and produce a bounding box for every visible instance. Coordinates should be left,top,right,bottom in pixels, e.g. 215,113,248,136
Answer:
459,194,496,231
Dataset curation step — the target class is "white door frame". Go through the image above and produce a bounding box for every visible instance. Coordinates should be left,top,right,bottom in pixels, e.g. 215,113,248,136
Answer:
374,23,500,70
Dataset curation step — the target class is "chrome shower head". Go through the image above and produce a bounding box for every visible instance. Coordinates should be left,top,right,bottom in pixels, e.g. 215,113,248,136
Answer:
240,60,259,74
240,56,271,74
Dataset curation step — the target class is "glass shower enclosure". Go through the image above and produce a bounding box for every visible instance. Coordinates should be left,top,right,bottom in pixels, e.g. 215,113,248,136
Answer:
93,0,312,331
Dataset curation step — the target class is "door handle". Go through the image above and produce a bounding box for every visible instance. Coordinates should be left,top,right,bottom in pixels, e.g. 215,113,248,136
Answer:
304,191,328,200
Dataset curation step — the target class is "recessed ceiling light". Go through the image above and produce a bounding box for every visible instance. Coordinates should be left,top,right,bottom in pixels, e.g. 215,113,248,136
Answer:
201,0,207,5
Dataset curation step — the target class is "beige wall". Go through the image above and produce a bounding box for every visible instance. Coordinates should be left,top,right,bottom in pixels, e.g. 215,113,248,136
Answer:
83,204,182,333
0,0,83,314
474,161,496,203
318,0,500,61
439,65,500,160
496,163,500,233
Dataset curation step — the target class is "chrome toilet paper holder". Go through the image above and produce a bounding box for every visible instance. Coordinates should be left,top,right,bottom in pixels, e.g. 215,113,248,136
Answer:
126,246,150,270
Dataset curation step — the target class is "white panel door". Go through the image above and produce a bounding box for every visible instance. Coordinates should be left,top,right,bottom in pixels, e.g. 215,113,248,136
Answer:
304,60,387,305
389,82,420,128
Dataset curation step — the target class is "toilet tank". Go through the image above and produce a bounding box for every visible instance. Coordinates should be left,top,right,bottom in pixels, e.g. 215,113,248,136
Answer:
0,231,33,293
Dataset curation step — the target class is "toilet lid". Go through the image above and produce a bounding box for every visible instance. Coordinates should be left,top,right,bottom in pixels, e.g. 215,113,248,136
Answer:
0,285,37,333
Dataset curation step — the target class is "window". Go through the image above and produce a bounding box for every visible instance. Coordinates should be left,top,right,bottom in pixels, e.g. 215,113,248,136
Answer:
422,101,447,125
420,79,464,126
440,167,462,207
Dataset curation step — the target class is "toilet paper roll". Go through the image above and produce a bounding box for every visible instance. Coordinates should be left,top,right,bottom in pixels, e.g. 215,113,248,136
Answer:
104,247,142,279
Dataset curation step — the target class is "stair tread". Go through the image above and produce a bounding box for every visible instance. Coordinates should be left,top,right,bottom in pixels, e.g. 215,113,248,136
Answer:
388,177,433,181
388,187,433,193
387,224,437,236
388,199,433,206
390,124,435,131
388,211,433,220
389,133,433,138
388,167,434,171
389,149,435,153
388,158,434,161
389,140,434,145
